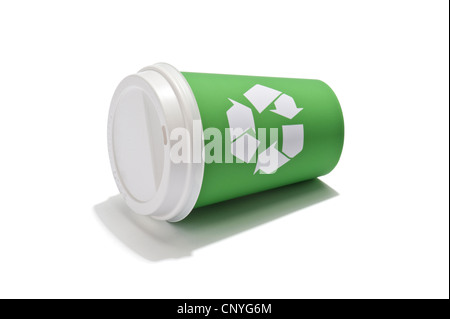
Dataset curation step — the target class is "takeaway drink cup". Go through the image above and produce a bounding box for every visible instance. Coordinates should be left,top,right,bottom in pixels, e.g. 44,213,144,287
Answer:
108,63,344,221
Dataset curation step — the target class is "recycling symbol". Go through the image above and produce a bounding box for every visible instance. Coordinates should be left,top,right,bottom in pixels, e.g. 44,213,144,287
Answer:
226,84,304,174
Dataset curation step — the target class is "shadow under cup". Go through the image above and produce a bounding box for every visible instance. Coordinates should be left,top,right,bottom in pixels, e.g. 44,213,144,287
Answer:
94,179,338,261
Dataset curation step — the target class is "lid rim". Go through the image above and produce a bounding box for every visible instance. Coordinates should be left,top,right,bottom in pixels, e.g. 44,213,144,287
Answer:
108,63,204,222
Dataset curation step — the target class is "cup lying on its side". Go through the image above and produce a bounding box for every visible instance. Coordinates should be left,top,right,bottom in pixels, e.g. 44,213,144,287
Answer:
107,63,344,221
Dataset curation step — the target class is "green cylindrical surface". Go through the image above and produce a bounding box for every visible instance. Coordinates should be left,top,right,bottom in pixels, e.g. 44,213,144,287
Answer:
182,72,344,208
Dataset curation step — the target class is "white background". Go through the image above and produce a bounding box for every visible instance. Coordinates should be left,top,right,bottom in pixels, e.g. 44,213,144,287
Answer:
0,1,448,299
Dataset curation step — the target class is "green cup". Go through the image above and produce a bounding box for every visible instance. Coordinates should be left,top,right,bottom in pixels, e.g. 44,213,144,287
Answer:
108,63,344,221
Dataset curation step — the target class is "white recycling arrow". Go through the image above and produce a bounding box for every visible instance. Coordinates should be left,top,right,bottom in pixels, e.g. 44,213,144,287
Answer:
226,99,255,141
271,94,303,119
231,133,260,163
282,124,304,158
244,84,281,113
254,142,289,174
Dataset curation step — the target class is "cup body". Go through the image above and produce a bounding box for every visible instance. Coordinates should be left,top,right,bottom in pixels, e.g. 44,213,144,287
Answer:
182,72,344,208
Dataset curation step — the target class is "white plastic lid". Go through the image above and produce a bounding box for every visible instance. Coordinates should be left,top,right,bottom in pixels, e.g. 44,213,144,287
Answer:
107,63,204,222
